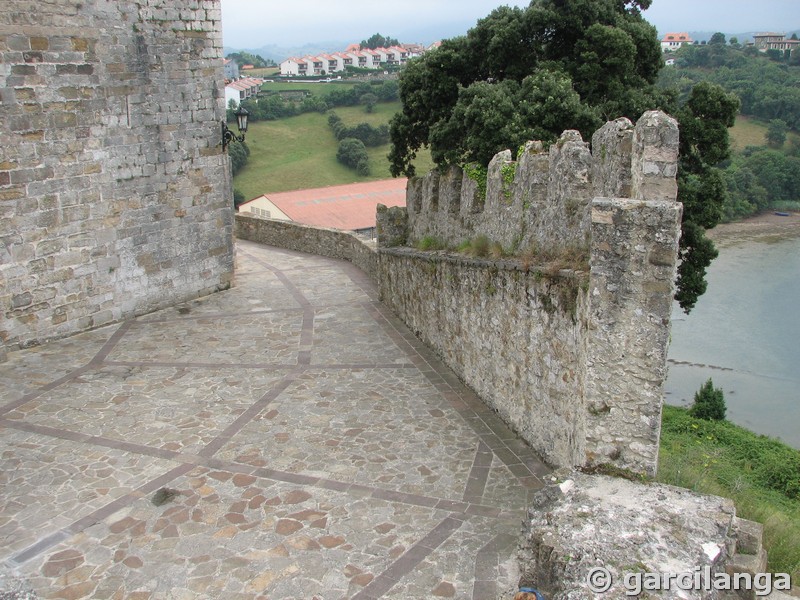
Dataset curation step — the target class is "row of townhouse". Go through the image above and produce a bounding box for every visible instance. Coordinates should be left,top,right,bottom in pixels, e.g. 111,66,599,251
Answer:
224,77,262,107
280,45,417,76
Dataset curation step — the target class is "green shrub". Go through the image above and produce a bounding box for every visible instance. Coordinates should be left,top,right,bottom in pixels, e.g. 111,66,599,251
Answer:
417,236,444,251
336,138,370,174
471,235,490,258
689,378,726,421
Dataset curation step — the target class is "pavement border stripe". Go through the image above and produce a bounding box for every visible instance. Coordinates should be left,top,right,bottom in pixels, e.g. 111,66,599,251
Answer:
8,464,193,566
0,364,93,417
462,441,493,503
198,370,302,458
89,320,134,365
472,532,518,599
351,515,467,600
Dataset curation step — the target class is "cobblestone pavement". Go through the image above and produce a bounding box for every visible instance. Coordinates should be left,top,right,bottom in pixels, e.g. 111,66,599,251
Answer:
0,240,550,600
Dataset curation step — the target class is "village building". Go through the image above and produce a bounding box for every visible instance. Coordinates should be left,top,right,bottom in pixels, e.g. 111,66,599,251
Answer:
660,32,693,52
239,179,407,238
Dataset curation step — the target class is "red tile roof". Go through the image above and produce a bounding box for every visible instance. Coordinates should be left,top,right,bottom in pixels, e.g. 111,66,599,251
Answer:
242,179,408,231
662,32,692,42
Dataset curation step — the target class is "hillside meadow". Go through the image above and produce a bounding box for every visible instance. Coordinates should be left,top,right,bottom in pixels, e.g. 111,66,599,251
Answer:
233,99,434,200
729,115,800,152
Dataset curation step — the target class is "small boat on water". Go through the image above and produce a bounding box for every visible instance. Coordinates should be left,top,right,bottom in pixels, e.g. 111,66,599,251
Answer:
774,211,790,217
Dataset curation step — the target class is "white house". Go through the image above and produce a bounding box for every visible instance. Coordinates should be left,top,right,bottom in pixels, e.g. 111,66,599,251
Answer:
333,52,354,70
279,57,308,76
279,42,424,77
224,77,262,107
372,47,389,65
388,46,409,65
661,32,693,52
347,50,370,69
223,58,239,81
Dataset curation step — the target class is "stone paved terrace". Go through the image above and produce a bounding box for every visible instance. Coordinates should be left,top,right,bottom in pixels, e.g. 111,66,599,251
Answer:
0,240,550,600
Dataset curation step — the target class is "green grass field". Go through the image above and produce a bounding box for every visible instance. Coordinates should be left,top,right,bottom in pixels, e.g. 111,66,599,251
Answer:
260,80,360,97
232,101,435,199
658,406,800,579
729,115,799,152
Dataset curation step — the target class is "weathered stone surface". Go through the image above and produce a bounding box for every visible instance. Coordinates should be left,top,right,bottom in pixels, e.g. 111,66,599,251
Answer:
377,111,681,475
235,214,379,281
378,248,589,468
376,203,409,249
0,242,545,599
585,198,682,474
518,472,738,599
0,1,234,354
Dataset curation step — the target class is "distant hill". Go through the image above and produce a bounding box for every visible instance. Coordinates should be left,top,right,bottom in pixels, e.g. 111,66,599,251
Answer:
224,42,349,64
224,18,494,62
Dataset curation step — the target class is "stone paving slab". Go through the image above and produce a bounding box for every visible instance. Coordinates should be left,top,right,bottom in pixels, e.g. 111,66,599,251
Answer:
0,240,551,599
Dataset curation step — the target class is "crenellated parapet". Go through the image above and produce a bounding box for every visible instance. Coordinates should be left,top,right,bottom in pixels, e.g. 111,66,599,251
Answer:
391,111,679,256
377,111,682,475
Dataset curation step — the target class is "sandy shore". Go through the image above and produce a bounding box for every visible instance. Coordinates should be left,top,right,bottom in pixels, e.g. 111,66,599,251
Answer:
706,211,800,248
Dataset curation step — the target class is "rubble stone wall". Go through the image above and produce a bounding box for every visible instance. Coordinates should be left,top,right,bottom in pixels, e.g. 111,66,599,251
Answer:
378,111,682,475
235,214,379,282
0,0,234,351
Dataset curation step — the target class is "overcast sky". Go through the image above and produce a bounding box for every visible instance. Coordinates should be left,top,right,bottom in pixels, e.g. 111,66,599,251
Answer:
220,0,800,50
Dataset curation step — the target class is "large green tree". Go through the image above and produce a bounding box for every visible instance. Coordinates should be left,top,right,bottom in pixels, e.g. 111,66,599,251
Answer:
360,33,400,49
674,82,739,311
389,0,665,177
388,0,737,311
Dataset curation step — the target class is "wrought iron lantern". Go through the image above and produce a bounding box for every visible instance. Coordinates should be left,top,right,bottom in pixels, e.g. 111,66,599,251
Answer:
222,105,249,151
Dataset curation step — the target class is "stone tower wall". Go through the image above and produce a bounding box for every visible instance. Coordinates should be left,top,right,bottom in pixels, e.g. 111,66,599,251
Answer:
0,0,234,351
378,111,681,475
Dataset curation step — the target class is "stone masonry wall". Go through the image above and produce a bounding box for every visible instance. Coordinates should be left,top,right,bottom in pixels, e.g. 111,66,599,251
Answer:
378,111,681,475
379,250,590,467
0,0,234,351
235,214,379,282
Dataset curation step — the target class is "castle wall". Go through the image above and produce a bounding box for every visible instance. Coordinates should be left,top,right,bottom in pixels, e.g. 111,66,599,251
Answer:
0,0,234,351
379,250,589,466
378,111,681,475
235,214,379,282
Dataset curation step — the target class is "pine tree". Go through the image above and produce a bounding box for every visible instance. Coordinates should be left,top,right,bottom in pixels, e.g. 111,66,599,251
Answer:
689,378,726,421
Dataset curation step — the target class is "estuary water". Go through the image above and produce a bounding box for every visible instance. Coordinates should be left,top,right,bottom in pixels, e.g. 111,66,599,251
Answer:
664,233,800,449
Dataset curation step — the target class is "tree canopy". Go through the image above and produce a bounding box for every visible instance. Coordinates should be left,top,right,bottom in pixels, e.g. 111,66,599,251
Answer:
389,0,666,177
226,51,274,68
674,82,740,311
360,33,400,49
388,0,739,312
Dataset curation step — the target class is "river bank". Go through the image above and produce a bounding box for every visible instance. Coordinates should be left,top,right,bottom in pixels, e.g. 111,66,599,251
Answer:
665,210,800,449
709,211,800,247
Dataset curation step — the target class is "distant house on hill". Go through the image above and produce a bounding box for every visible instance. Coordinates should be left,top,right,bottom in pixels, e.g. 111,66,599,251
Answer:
239,179,408,239
225,77,262,107
279,43,420,76
280,57,308,76
752,32,800,53
223,58,239,81
661,32,693,52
